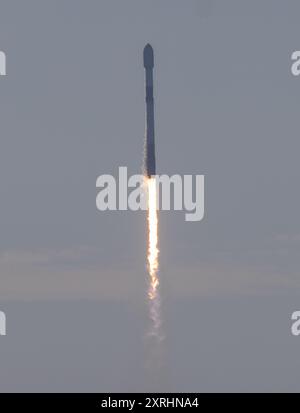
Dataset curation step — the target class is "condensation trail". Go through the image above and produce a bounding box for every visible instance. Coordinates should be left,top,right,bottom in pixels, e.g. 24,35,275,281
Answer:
146,176,163,341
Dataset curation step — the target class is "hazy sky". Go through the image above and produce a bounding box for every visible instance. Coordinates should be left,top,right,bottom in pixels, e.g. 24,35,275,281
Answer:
0,0,300,392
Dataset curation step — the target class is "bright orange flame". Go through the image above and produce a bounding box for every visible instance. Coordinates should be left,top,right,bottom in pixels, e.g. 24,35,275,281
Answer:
147,177,159,301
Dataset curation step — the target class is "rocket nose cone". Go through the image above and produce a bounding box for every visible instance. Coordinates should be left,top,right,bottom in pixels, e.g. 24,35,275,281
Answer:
143,44,154,68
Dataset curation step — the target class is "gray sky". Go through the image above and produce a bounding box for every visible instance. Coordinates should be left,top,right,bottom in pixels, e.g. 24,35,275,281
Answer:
0,0,300,392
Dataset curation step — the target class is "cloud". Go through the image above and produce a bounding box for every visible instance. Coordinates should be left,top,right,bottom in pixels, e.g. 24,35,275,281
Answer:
0,245,296,301
0,247,144,301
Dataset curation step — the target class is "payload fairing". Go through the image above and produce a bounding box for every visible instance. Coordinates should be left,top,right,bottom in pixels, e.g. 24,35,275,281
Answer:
143,44,156,177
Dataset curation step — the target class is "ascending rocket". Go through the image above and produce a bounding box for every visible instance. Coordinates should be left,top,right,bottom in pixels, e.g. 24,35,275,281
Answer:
143,44,156,177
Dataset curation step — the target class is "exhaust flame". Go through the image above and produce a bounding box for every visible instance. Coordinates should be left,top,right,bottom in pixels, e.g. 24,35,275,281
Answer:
146,176,162,340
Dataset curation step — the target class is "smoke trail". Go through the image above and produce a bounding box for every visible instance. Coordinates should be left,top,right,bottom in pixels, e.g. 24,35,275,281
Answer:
146,176,163,342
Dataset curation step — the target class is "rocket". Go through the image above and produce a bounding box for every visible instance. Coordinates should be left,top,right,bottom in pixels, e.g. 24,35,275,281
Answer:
143,44,156,177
